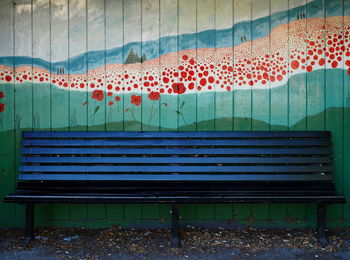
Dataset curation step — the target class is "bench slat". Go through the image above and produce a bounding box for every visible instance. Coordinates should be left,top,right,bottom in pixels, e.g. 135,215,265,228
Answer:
18,173,334,181
23,131,331,138
20,156,332,164
21,148,332,155
19,165,333,173
21,139,331,147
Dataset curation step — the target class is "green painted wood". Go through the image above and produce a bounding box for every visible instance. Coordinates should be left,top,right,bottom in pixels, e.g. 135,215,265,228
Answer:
325,0,344,221
197,204,215,220
13,0,33,223
215,204,232,220
0,0,14,201
142,204,160,219
106,204,124,220
180,204,197,220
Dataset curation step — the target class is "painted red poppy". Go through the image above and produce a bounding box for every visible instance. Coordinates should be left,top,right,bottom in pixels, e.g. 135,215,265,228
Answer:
0,92,4,98
131,95,142,106
172,83,186,94
148,91,160,101
115,96,121,102
92,89,104,101
108,101,114,106
0,103,5,112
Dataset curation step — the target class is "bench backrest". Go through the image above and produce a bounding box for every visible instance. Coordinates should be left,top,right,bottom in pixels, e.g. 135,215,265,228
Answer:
19,131,334,185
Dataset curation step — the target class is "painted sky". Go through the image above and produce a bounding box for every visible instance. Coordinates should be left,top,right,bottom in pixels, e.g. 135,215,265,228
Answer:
0,0,315,62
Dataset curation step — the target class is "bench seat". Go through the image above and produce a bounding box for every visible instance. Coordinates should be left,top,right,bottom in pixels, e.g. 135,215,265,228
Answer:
4,131,346,247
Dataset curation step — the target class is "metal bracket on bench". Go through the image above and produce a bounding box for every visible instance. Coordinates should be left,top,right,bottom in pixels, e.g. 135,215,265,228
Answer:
316,203,328,247
23,203,35,247
171,204,180,247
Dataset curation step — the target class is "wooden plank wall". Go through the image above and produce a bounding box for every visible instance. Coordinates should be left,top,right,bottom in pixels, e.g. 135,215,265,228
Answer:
0,0,349,227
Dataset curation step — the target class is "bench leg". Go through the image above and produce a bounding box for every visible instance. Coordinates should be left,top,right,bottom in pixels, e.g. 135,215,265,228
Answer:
316,203,328,247
23,203,35,247
171,204,181,247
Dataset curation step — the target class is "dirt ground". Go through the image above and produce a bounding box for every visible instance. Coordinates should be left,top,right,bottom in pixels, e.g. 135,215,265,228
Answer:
0,227,350,260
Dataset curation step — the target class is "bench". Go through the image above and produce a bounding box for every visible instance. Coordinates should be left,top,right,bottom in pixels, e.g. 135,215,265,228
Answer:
4,131,346,247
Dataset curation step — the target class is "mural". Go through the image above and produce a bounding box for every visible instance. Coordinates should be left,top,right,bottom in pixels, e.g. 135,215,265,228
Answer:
0,0,349,226
0,0,349,131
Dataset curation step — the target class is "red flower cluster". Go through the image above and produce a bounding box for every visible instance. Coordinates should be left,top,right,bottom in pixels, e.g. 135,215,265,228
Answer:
172,83,186,94
92,89,104,101
131,95,142,106
148,91,160,101
0,91,4,112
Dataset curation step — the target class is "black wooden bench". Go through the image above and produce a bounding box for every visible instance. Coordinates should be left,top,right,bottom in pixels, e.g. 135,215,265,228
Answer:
4,131,346,247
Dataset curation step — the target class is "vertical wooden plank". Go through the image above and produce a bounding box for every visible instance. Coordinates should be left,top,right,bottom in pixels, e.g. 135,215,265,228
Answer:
86,0,106,220
68,0,88,221
344,0,350,221
123,0,142,219
105,0,124,220
233,0,252,132
269,0,289,221
214,0,233,131
0,0,16,221
250,0,270,222
214,0,233,219
32,0,53,222
33,0,50,131
51,0,69,130
106,0,123,131
50,0,70,221
232,0,252,221
140,0,161,219
325,0,344,221
123,0,142,131
14,0,33,222
305,0,326,223
287,0,307,221
69,0,88,131
178,0,196,131
270,0,289,131
141,0,160,131
159,0,178,131
87,0,106,131
251,0,269,131
306,0,325,131
195,0,215,220
196,0,215,131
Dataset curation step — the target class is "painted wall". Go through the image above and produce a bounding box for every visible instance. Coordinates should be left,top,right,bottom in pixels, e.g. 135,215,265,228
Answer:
0,0,349,228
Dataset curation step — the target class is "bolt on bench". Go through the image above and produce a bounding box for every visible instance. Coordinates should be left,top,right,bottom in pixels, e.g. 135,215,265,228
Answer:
4,131,346,247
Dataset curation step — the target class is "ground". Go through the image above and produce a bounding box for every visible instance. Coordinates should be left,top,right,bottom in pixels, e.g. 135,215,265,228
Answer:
0,227,350,259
